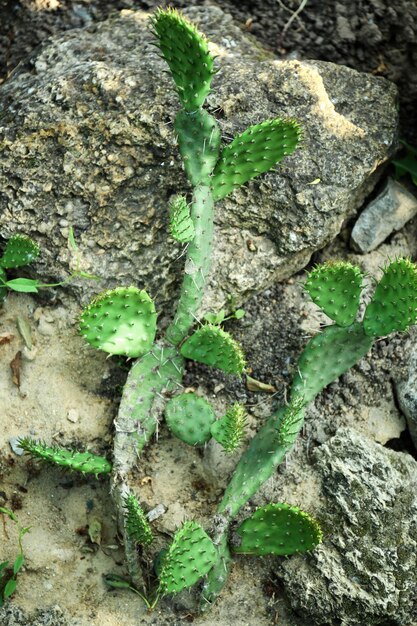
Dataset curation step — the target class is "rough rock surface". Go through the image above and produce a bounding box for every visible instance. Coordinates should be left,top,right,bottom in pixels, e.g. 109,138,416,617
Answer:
0,6,398,313
351,178,417,252
279,428,417,626
396,340,417,448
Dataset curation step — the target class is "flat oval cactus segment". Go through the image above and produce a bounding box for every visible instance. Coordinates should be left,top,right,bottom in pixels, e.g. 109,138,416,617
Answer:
180,324,246,375
175,109,221,186
234,502,323,556
211,118,302,201
168,195,195,243
305,261,363,327
158,521,217,595
0,234,40,269
363,258,417,337
165,392,215,446
291,322,373,404
276,395,305,447
18,438,112,476
124,493,153,547
210,403,247,453
150,8,216,111
79,287,157,358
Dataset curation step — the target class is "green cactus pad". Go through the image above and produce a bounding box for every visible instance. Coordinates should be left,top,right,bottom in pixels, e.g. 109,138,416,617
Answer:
363,258,417,337
158,521,217,595
150,8,216,112
180,324,246,375
200,533,232,610
234,503,322,556
175,109,221,186
18,438,111,476
80,286,157,358
291,322,373,405
124,494,153,547
276,395,305,447
169,195,195,243
115,344,185,453
165,392,215,446
0,267,7,303
305,261,363,326
211,118,301,201
211,403,247,453
0,234,40,269
218,406,302,518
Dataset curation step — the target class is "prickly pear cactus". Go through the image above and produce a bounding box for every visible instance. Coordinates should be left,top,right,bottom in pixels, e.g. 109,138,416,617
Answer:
124,494,154,547
0,234,40,269
363,258,417,337
165,393,216,446
18,438,111,476
180,324,246,375
150,7,216,112
158,521,217,595
211,118,301,200
305,261,363,326
291,322,373,404
203,257,417,609
75,6,303,608
80,287,157,358
234,503,322,556
211,403,247,453
175,109,221,186
168,195,195,243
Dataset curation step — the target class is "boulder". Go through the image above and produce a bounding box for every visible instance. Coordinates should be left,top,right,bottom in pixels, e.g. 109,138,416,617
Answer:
279,428,417,625
0,7,398,313
351,177,417,253
396,334,417,448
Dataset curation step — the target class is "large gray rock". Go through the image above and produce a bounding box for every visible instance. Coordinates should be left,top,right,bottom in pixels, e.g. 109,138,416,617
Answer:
0,7,398,312
351,178,417,253
279,428,417,626
396,334,417,448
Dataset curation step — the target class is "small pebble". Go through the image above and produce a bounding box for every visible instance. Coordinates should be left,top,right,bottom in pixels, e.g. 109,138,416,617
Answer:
67,409,79,423
9,437,25,456
147,503,167,522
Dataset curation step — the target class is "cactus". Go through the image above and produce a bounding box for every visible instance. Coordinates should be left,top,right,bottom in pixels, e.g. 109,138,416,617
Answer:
150,7,216,112
304,261,363,326
18,438,111,476
0,234,40,269
165,392,216,446
180,324,246,375
168,195,195,243
0,234,40,302
211,118,301,201
363,257,417,337
158,521,217,595
174,109,221,186
211,403,247,453
201,258,417,608
80,287,157,358
124,494,154,547
234,503,322,556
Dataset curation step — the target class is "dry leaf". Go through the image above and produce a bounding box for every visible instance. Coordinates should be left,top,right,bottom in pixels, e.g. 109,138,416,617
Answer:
246,375,277,394
10,351,22,388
